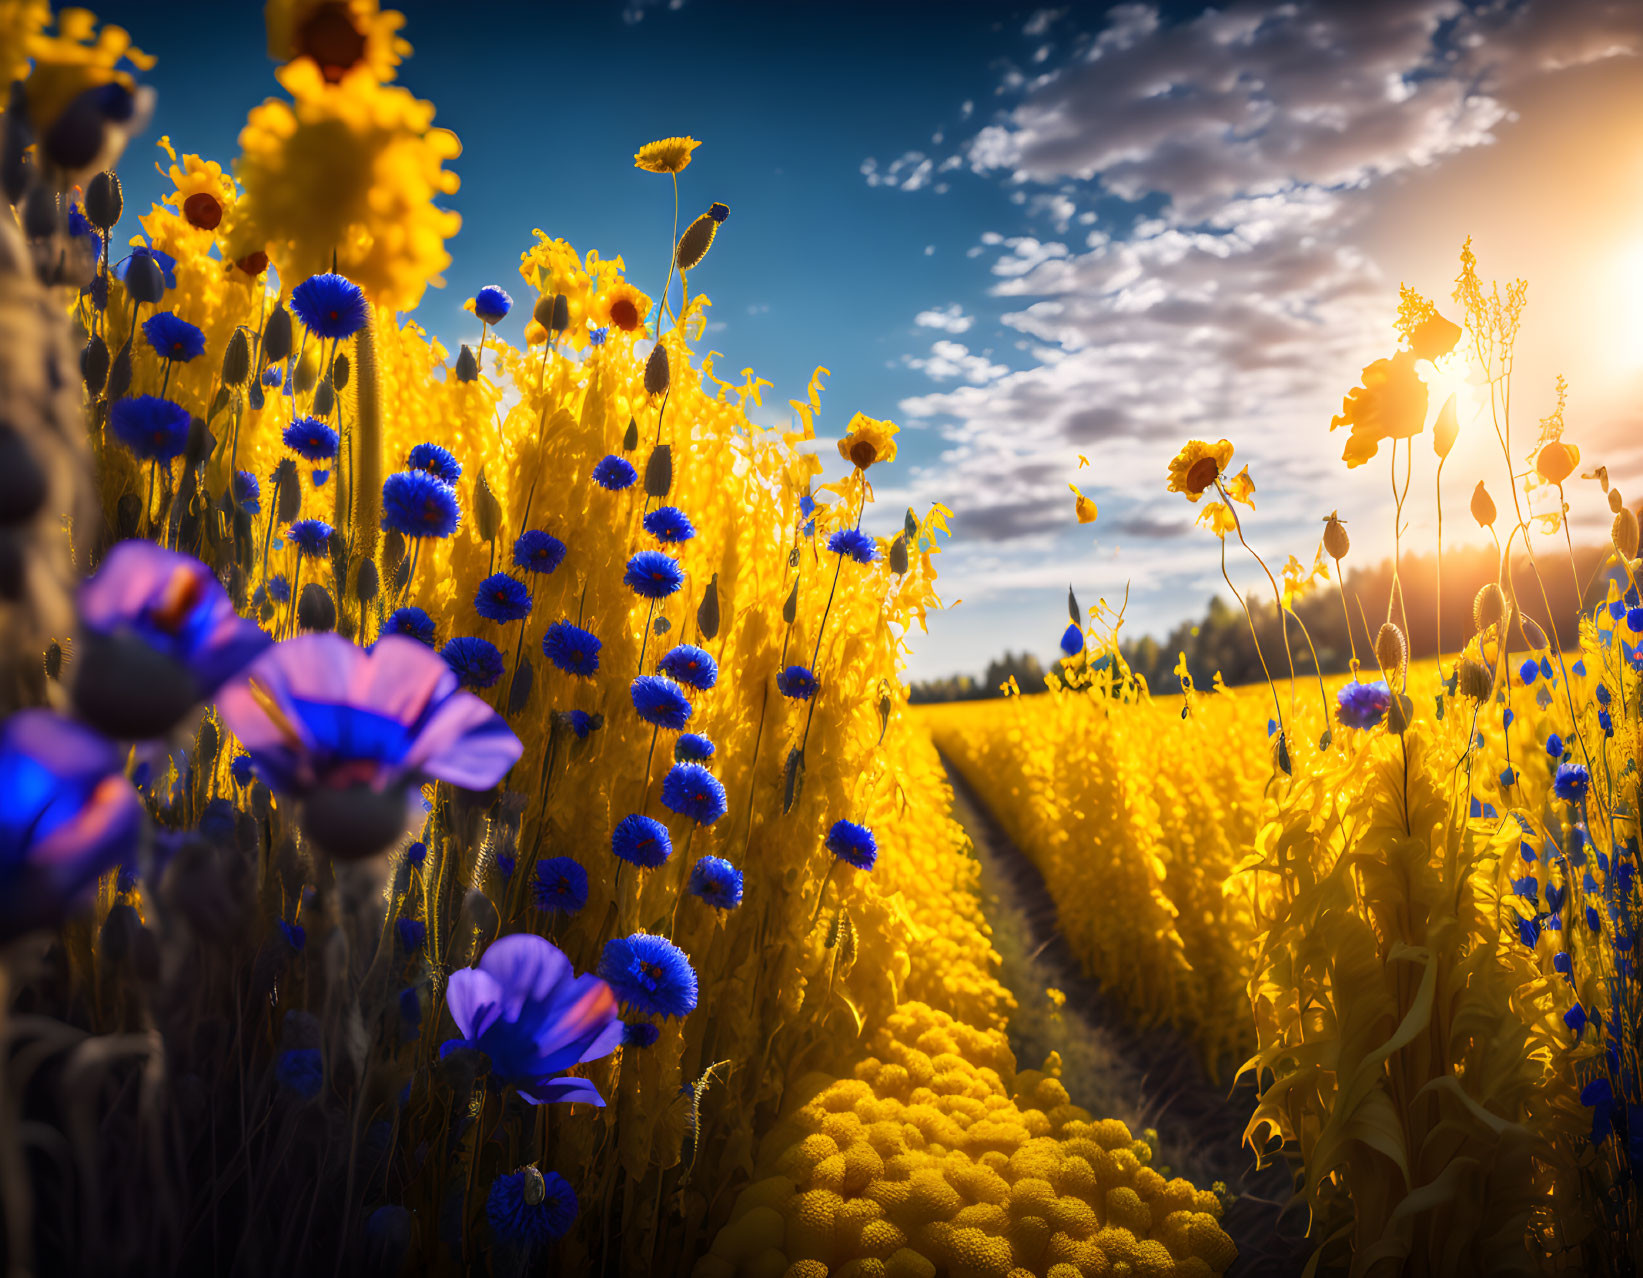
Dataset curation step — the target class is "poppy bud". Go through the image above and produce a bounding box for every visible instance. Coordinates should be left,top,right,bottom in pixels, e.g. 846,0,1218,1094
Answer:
184,417,214,469
1473,583,1505,633
0,425,43,530
675,211,719,272
521,1167,547,1207
332,353,349,389
783,745,804,813
644,342,669,397
81,334,109,395
889,534,909,575
354,556,379,605
454,345,478,382
697,573,720,640
622,417,639,451
105,337,133,400
248,380,265,412
550,293,569,333
1374,621,1407,684
312,377,335,418
262,305,293,364
44,640,63,681
1387,691,1414,736
1470,481,1496,528
298,583,337,635
644,444,672,498
506,659,534,715
273,458,302,522
1432,393,1458,459
1322,511,1349,560
86,170,122,231
221,328,251,386
472,468,501,543
1614,507,1639,562
1067,585,1080,623
124,253,164,305
783,578,798,625
43,88,112,170
532,294,554,329
301,784,412,861
293,350,318,396
1458,658,1494,700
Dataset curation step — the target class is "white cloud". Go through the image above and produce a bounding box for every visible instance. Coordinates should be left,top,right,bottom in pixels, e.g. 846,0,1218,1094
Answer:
621,0,684,24
861,151,937,191
905,340,1008,384
914,303,974,333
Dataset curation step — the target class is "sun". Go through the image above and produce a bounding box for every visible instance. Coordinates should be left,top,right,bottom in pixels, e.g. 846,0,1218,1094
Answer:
1605,239,1643,371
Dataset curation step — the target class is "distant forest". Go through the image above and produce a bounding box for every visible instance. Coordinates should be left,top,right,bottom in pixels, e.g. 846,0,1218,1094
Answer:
909,541,1622,703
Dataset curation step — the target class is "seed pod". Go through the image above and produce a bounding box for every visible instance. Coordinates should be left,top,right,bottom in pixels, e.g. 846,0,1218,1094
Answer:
1470,481,1496,528
222,328,251,386
783,746,805,813
622,416,638,451
197,717,221,770
86,170,122,231
248,380,265,412
1614,506,1639,562
675,210,719,272
1458,658,1494,700
125,253,164,305
273,458,302,522
1323,511,1349,560
889,534,908,575
532,294,554,329
332,353,350,389
44,640,62,681
1387,692,1414,736
354,556,379,605
644,444,672,497
81,334,109,395
293,350,318,396
1432,393,1458,459
263,305,293,363
550,293,569,333
697,573,720,640
383,529,407,582
1520,615,1549,652
472,468,502,543
0,426,45,528
106,337,132,400
1375,621,1407,684
644,342,669,397
1473,583,1505,633
782,578,798,625
298,583,336,632
311,376,334,418
507,659,534,716
454,345,478,382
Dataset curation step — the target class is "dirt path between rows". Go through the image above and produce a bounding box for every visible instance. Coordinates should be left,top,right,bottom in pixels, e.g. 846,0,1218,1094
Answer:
940,755,1315,1277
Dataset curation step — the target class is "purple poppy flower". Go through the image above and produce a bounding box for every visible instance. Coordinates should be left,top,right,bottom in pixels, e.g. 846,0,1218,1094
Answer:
215,634,523,859
441,933,623,1105
1335,680,1391,730
0,710,143,940
75,540,272,738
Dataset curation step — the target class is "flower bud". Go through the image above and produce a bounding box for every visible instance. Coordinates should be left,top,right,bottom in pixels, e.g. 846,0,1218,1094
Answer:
354,556,379,605
1470,481,1496,528
124,253,165,305
890,534,909,575
262,305,293,364
1322,511,1349,561
293,350,318,396
675,210,719,272
622,416,639,451
1473,583,1505,633
332,353,350,390
532,294,554,329
1520,615,1549,652
1387,691,1413,736
454,344,478,382
86,170,122,231
1614,506,1639,563
1432,393,1458,459
472,467,501,543
506,659,534,715
81,333,109,395
273,458,302,522
311,376,335,418
221,328,251,386
22,186,57,239
1458,658,1494,701
644,342,669,397
1374,621,1407,684
697,573,720,640
644,444,672,498
550,293,570,333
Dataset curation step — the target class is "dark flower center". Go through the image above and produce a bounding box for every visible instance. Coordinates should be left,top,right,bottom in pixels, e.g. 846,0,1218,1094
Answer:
1184,456,1220,493
609,299,639,330
237,251,269,276
183,191,222,230
850,440,878,469
296,2,369,83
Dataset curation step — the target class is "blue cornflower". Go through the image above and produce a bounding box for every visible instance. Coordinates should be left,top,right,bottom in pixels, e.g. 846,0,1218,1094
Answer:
513,530,566,575
233,470,261,513
686,855,742,909
475,573,532,623
473,286,513,325
642,506,695,543
381,470,461,539
624,550,683,599
675,733,714,763
631,676,692,729
592,455,637,490
1547,734,1565,759
231,753,254,786
1565,1002,1588,1039
110,394,191,463
565,710,596,739
312,469,330,487
826,819,877,871
486,1169,577,1249
1630,607,1643,633
588,326,609,347
598,933,698,1019
384,606,436,646
799,492,816,536
262,365,283,387
396,917,427,954
442,934,622,1106
776,665,818,701
1554,763,1590,804
622,1021,658,1048
407,442,462,485
277,919,306,951
1596,683,1612,706
1336,680,1391,730
284,416,339,462
287,519,332,558
291,272,368,339
611,814,672,868
534,857,589,916
1060,624,1084,656
267,574,292,604
275,1048,324,1098
442,637,505,690
1520,659,1538,685
661,763,727,826
829,528,877,564
658,644,717,691
141,314,204,366
542,621,600,677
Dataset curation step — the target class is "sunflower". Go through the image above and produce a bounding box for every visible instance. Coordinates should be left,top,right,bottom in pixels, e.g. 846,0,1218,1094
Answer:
234,60,461,312
593,280,652,334
156,136,237,234
634,136,700,175
1329,348,1427,469
837,413,898,470
265,0,409,84
1165,439,1233,501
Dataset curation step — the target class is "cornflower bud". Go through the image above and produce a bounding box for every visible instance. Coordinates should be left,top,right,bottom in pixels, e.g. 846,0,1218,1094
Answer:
86,171,122,231
1375,621,1407,685
455,345,478,382
222,329,251,386
82,335,109,395
263,305,293,364
1322,511,1349,560
644,342,669,397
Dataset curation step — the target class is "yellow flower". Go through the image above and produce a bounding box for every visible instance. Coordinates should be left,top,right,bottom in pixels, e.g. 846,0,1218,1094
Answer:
1396,284,1462,362
1069,483,1098,524
634,136,700,175
1280,546,1329,611
1222,464,1255,508
1330,348,1427,468
22,7,153,153
234,60,461,312
264,0,409,84
1166,439,1234,502
0,0,48,88
154,136,236,234
838,413,898,470
1197,500,1236,539
592,279,652,334
1535,439,1579,486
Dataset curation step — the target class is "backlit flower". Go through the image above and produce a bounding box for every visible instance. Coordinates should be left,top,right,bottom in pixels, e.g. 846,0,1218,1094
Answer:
534,857,588,916
142,311,205,362
1336,680,1391,730
660,763,727,826
625,550,683,599
513,530,566,575
687,856,742,910
828,528,876,564
657,644,717,691
486,1169,578,1248
76,541,271,738
1536,440,1580,487
442,933,622,1105
233,470,262,512
598,932,698,1019
291,271,369,339
675,733,714,763
1330,349,1427,469
633,136,700,174
406,441,460,484
1069,484,1098,524
383,605,435,646
594,280,650,333
611,813,671,868
381,470,461,539
630,676,691,729
216,634,521,859
642,505,694,543
592,455,637,491
474,573,531,624
110,395,190,463
1166,439,1234,501
287,519,332,558
0,710,143,941
826,819,877,871
542,622,599,677
472,284,512,325
442,636,504,690
1554,763,1590,804
776,665,818,700
837,413,898,470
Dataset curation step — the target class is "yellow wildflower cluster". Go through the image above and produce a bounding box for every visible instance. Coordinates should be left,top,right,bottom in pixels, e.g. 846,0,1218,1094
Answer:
699,1002,1235,1278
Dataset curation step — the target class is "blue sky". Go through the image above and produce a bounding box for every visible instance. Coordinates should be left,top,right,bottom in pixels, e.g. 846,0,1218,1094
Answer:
98,0,1643,680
